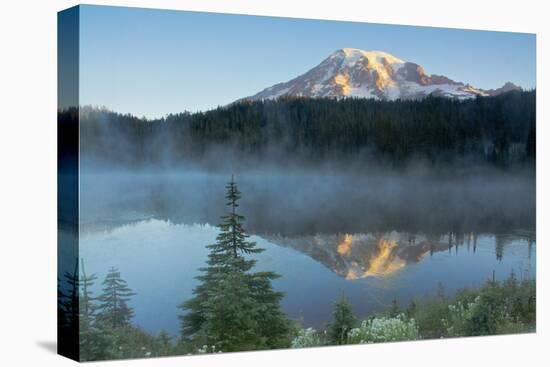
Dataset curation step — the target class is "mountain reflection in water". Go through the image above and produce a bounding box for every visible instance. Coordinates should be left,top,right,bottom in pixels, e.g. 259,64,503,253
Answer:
267,231,535,280
75,219,535,334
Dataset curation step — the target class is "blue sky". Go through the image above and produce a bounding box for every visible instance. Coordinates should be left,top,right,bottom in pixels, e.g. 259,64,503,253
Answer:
78,5,536,118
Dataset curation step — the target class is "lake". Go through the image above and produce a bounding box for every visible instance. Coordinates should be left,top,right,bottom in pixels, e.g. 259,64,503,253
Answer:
73,170,536,337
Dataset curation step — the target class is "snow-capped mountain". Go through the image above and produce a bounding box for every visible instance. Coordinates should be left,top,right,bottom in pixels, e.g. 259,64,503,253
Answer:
246,48,521,101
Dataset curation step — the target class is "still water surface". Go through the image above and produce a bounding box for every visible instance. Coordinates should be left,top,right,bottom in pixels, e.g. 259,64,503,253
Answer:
79,219,535,336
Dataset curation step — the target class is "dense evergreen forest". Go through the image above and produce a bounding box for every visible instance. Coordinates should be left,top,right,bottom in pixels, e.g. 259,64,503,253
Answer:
67,90,536,170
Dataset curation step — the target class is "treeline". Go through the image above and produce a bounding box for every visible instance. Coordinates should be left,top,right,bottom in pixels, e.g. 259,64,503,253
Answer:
70,90,536,169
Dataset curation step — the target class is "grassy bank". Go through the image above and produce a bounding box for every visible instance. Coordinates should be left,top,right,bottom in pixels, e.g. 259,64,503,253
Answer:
292,273,536,348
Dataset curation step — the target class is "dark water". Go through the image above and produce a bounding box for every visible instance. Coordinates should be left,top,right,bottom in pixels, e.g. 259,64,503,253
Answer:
73,171,536,337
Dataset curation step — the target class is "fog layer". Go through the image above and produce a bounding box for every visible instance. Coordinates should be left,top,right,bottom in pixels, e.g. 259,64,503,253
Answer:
80,166,535,235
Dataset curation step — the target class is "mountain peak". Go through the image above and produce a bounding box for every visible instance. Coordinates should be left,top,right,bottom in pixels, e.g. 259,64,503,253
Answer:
335,48,405,65
246,49,519,101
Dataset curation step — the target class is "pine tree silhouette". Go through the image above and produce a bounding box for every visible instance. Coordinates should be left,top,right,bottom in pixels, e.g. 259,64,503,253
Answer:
96,267,136,328
328,293,356,345
179,176,290,351
78,259,109,361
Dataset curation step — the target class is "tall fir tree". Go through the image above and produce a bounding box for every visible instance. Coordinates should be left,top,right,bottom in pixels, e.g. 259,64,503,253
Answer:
61,259,79,333
79,259,110,361
179,176,290,351
96,267,136,329
79,259,97,327
390,298,401,317
155,330,174,356
327,293,356,345
57,277,68,332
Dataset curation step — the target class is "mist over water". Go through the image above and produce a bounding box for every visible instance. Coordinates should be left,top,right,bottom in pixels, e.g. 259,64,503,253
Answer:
74,148,536,337
79,165,535,236
74,163,536,336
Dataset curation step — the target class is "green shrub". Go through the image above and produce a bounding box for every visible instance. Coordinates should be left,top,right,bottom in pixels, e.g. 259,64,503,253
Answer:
291,328,323,348
347,314,419,344
410,298,450,339
443,275,536,337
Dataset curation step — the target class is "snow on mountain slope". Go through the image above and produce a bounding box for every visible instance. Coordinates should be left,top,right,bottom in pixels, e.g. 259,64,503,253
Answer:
246,48,521,101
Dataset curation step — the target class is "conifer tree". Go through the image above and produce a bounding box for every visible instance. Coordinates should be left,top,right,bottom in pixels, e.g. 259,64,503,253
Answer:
57,277,68,331
80,259,97,326
179,176,290,351
390,298,401,317
218,176,264,263
61,259,80,333
179,177,259,338
96,267,136,328
327,293,356,345
156,330,173,356
406,300,418,318
79,259,109,361
58,259,79,358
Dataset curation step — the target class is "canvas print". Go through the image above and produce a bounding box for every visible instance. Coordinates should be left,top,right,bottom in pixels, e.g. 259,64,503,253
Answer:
58,5,536,362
